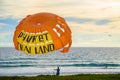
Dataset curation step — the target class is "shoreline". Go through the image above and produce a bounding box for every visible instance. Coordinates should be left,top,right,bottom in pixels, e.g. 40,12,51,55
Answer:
0,66,120,76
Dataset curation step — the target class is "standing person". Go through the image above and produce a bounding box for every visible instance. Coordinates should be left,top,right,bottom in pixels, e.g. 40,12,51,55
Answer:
105,65,108,69
56,67,60,76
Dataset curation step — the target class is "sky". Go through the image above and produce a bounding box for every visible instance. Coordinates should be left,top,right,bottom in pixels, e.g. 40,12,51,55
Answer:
0,0,120,47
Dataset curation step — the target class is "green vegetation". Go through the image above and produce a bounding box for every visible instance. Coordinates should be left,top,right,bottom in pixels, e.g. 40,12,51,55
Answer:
0,74,120,80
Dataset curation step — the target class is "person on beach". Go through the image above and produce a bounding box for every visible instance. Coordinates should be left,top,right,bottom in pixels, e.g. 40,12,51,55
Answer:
55,67,60,76
105,65,108,69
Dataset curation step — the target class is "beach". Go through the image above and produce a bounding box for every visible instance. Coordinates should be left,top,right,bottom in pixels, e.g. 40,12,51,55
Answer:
0,67,120,76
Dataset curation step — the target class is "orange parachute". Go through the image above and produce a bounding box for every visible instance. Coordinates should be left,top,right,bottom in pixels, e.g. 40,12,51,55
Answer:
13,13,72,54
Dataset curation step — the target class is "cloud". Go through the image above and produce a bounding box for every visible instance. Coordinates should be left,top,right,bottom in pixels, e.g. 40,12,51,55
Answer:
0,31,14,47
0,42,13,47
0,23,8,29
65,17,93,23
0,0,120,19
73,33,120,47
0,18,19,33
96,20,111,25
0,23,7,26
107,18,120,29
0,18,19,25
68,20,120,34
0,32,13,39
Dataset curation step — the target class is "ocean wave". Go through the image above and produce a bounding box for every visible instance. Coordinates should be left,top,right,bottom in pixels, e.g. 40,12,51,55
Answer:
0,63,120,67
0,47,120,68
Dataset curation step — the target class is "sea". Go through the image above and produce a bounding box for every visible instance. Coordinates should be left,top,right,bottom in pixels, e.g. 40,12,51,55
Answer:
0,47,120,76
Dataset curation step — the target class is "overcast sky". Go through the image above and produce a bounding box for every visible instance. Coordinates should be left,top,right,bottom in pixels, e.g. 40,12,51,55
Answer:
0,0,120,47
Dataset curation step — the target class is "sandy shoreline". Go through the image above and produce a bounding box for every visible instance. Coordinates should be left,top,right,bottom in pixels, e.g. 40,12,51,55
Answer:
0,66,120,76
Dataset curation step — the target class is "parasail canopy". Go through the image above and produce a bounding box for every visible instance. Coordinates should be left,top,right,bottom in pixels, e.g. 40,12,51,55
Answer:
13,13,72,54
